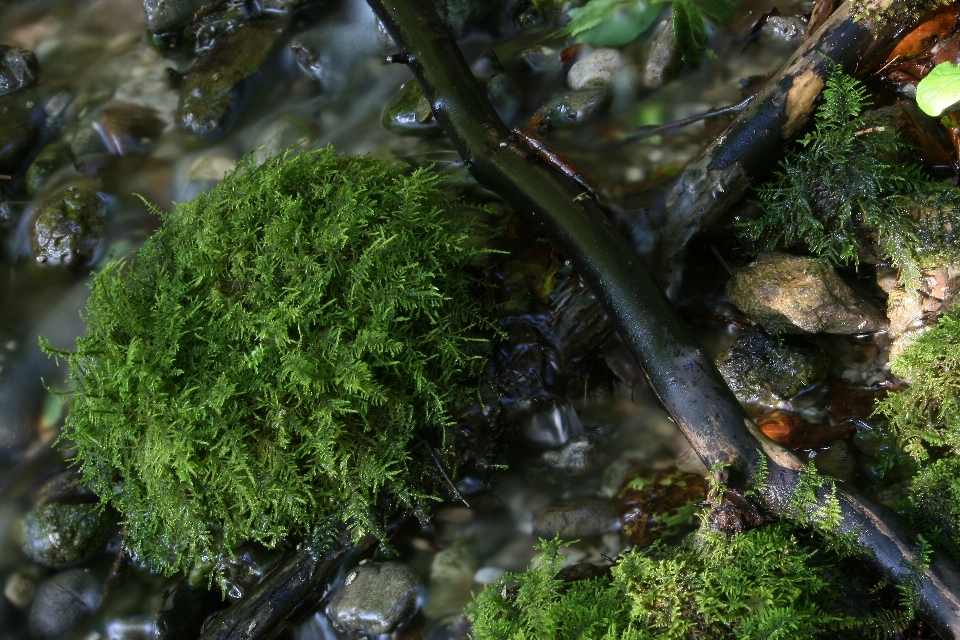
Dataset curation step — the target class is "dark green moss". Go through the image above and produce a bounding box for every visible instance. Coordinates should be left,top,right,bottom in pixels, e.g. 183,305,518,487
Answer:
743,64,960,289
52,146,494,576
467,525,905,639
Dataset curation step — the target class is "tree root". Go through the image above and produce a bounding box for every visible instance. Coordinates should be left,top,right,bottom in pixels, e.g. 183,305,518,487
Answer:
367,0,960,635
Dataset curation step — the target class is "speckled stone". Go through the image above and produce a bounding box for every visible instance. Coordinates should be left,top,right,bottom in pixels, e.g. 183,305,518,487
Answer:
18,502,113,568
326,562,425,636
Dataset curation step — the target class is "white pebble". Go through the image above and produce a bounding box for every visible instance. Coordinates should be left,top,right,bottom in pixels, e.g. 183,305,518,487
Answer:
568,48,622,90
473,566,506,584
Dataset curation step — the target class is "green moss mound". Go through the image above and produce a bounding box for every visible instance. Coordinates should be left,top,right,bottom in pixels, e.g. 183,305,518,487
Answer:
742,63,960,288
467,527,903,639
56,146,493,575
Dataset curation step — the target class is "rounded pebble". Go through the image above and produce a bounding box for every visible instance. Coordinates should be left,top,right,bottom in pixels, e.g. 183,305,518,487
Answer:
568,48,621,90
28,568,101,637
326,561,425,636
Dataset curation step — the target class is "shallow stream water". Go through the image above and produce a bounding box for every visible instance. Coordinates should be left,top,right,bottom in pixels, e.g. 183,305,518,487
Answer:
0,0,826,637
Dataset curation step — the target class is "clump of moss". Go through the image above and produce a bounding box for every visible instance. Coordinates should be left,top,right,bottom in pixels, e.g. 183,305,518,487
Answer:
467,525,903,639
742,63,960,288
900,457,960,565
52,146,494,576
875,306,960,463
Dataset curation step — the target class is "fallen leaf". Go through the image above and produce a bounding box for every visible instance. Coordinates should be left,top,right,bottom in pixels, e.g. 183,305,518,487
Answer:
804,0,835,41
887,3,957,62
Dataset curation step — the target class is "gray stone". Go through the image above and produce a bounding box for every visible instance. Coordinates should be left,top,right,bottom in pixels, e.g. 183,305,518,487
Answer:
541,435,593,474
0,95,38,173
520,401,584,449
95,102,165,155
715,328,827,415
644,17,683,89
28,568,100,637
175,153,235,201
29,184,107,268
104,616,155,640
517,46,562,79
760,15,807,43
486,73,520,124
533,496,619,539
251,114,316,165
540,86,613,127
25,140,74,197
326,561,425,636
879,264,960,360
0,45,39,96
568,48,621,89
382,81,442,137
177,20,287,138
4,571,36,609
725,252,888,334
424,542,474,619
18,502,113,568
143,0,211,33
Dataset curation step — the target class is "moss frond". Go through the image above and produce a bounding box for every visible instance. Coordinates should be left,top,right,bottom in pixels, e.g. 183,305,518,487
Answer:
57,146,495,576
466,523,900,639
742,62,960,290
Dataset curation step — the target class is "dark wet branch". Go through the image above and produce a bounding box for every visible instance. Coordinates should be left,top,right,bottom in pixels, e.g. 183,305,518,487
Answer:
198,533,373,640
659,0,923,292
367,0,960,635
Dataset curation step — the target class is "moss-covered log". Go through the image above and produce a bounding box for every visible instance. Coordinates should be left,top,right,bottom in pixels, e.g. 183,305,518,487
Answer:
366,0,960,634
660,0,929,291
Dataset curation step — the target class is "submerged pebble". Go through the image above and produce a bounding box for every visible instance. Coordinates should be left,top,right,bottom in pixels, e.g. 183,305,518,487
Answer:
28,568,101,637
29,183,108,267
533,496,619,539
382,81,442,136
568,48,621,89
0,45,39,96
0,95,39,173
726,252,889,334
18,502,113,568
540,86,613,127
326,561,425,635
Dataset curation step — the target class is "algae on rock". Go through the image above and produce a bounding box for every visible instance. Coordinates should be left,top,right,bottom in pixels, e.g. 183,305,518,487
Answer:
50,146,495,576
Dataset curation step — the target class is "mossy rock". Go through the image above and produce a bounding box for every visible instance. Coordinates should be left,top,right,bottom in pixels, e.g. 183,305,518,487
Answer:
56,146,494,576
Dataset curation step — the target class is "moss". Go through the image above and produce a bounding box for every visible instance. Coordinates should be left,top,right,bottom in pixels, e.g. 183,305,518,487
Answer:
742,63,960,289
900,458,960,565
875,306,960,463
466,525,904,639
49,146,495,576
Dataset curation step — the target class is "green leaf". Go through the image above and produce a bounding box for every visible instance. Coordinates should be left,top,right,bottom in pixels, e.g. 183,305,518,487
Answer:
916,61,960,117
559,0,659,46
695,0,737,22
673,2,706,62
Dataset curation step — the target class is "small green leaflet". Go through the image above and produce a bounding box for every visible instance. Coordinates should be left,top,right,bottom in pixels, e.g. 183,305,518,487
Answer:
916,62,960,117
558,0,660,46
558,0,738,59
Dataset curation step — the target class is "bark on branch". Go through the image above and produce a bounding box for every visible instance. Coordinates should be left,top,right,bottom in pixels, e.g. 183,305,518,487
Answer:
367,0,960,635
660,0,923,291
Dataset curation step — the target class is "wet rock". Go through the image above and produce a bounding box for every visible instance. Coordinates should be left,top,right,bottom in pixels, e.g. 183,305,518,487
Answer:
761,15,807,43
192,1,258,55
177,20,287,138
28,568,100,637
95,102,165,155
520,401,584,448
541,435,592,473
517,46,562,79
261,0,319,12
18,502,113,568
486,73,520,124
0,199,26,236
424,542,474,619
175,153,235,201
25,141,74,197
568,48,621,89
216,543,283,600
540,86,613,127
707,489,763,536
31,470,97,507
143,0,211,33
327,562,425,636
382,81,442,137
30,184,108,267
4,571,36,609
0,45,39,96
715,328,827,415
290,41,329,86
251,114,315,164
0,95,39,173
810,440,856,484
155,581,227,640
618,470,706,546
533,496,619,539
878,265,960,359
725,252,888,334
644,17,683,89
